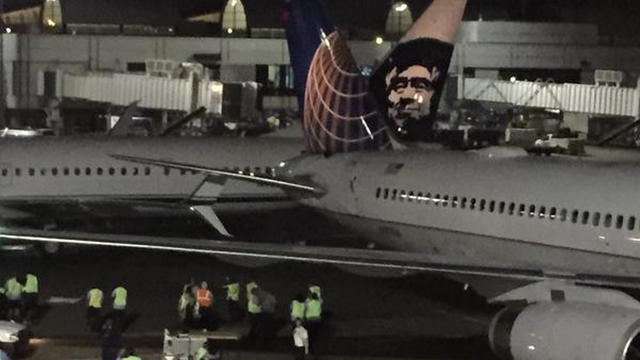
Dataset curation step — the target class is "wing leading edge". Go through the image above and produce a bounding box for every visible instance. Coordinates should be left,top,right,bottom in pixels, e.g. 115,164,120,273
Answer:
4,228,640,290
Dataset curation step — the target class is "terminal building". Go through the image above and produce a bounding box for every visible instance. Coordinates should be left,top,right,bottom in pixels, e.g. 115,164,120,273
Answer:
0,0,638,133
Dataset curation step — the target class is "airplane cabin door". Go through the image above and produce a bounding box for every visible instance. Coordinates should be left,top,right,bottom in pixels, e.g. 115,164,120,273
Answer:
0,163,12,187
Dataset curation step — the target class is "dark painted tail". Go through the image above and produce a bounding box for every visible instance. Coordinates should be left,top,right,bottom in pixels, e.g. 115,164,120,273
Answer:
283,0,389,154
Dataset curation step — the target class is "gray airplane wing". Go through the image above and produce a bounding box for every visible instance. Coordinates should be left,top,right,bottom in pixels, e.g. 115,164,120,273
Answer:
3,227,640,290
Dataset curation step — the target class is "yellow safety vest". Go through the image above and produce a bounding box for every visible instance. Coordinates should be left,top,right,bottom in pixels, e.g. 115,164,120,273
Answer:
195,347,209,360
123,356,141,360
309,285,321,299
88,288,103,308
248,294,262,314
246,282,257,298
113,287,127,308
291,300,305,320
225,282,240,301
5,278,22,299
305,299,321,320
24,274,38,294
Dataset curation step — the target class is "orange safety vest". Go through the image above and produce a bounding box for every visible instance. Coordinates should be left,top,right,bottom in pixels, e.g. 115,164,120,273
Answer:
197,288,212,307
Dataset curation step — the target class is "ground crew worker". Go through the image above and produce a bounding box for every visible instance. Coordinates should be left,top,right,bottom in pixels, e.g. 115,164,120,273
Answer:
111,286,127,316
87,287,103,331
23,273,38,317
5,276,22,320
292,318,309,360
247,287,262,341
223,277,241,321
178,287,196,327
197,281,214,330
304,293,322,352
121,346,141,360
290,294,306,322
308,284,321,302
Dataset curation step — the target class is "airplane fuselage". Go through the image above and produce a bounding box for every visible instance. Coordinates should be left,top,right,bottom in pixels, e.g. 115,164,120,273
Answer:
285,146,640,282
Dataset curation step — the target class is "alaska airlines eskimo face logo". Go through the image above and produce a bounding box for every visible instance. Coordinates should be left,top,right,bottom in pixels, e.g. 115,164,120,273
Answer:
384,64,440,128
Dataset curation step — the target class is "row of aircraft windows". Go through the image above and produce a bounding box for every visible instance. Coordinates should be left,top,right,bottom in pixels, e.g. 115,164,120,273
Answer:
375,187,637,231
0,166,275,178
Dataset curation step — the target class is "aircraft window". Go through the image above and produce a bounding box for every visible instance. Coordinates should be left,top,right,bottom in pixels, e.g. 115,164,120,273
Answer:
383,188,389,199
489,200,495,213
629,216,636,231
376,187,381,198
14,168,20,176
528,205,536,218
133,167,139,176
255,167,261,174
539,206,546,218
145,167,151,175
604,214,612,228
434,194,441,206
85,167,91,176
549,207,556,220
518,204,525,216
233,167,240,173
73,168,80,176
29,168,34,176
616,215,624,229
452,196,458,208
391,189,397,200
479,199,486,211
570,210,579,223
559,209,567,222
508,203,515,215
592,212,600,226
581,211,590,225
461,197,467,209
499,201,505,214
97,168,103,176
109,167,115,176
442,195,449,207
1,169,7,176
470,198,476,210
408,191,415,202
180,169,187,175
40,168,47,176
417,192,424,203
399,190,407,201
120,167,127,176
164,167,170,176
51,168,58,176
244,167,251,174
63,167,70,176
425,193,432,205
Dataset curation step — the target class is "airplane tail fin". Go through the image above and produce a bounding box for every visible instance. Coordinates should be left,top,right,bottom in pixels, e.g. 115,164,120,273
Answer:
283,0,389,155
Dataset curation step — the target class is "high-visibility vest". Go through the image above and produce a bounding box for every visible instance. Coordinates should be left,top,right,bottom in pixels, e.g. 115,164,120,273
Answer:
225,282,240,301
305,299,322,320
195,347,209,360
113,287,127,308
248,294,262,314
24,274,38,294
309,285,321,299
122,356,141,360
197,288,212,307
290,300,305,320
246,282,257,299
88,288,103,308
5,278,22,300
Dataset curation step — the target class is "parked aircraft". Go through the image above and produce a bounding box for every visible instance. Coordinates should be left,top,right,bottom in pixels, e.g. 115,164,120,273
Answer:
4,1,640,360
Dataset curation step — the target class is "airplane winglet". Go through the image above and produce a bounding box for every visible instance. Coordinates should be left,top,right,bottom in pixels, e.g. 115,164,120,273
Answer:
109,154,324,195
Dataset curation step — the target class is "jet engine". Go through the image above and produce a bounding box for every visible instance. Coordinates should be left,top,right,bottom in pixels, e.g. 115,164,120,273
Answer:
489,302,640,360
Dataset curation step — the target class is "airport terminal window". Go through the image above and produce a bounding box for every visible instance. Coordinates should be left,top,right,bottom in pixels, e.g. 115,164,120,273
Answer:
629,216,636,231
29,168,34,176
52,168,58,176
581,211,590,225
592,212,600,226
616,215,624,229
63,167,69,176
604,214,612,228
74,168,80,176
